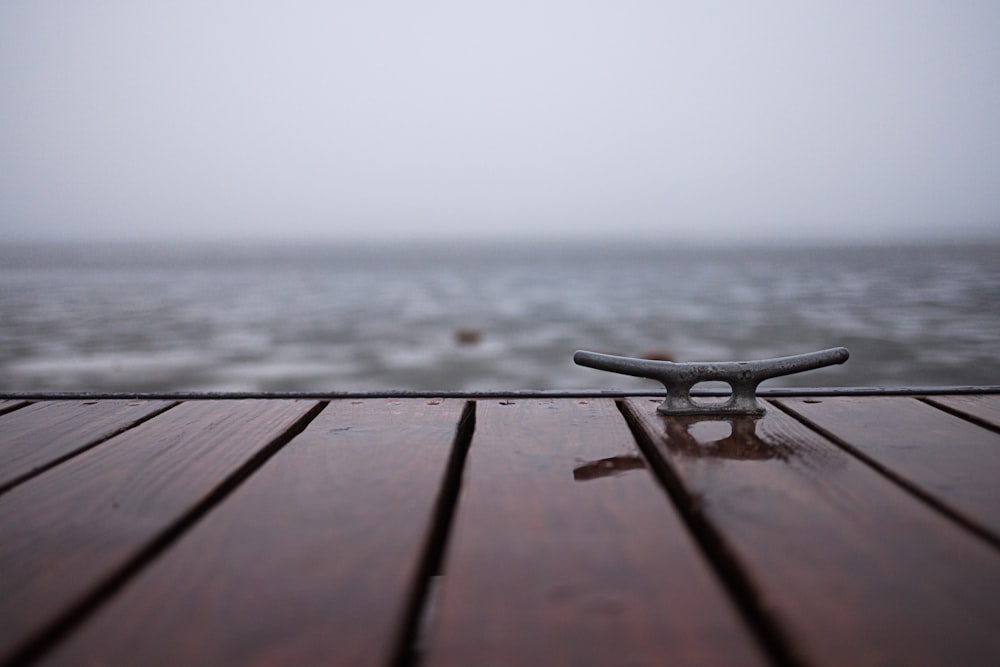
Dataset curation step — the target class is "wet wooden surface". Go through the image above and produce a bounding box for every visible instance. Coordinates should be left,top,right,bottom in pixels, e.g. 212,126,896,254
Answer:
38,399,467,667
625,397,1000,667
0,399,175,494
0,399,319,666
424,399,765,667
778,396,1000,541
924,394,1000,429
1,393,999,666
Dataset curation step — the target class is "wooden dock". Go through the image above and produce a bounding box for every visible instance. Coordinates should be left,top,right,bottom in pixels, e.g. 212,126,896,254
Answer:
2,392,1000,666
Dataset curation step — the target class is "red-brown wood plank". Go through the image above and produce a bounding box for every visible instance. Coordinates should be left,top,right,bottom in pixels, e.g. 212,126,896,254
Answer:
924,394,1000,429
779,396,1000,538
423,399,766,667
0,399,175,494
625,397,1000,667
0,399,320,666
39,399,468,667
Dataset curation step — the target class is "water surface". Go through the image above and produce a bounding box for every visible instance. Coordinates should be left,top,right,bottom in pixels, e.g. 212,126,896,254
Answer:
2,241,997,392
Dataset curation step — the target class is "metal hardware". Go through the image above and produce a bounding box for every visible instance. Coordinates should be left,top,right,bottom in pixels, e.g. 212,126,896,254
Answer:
574,347,850,415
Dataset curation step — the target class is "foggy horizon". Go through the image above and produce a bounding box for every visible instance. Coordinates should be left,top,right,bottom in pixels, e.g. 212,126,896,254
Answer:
2,2,999,244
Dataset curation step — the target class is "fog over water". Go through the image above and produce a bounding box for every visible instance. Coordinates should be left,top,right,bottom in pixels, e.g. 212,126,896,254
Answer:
2,2,999,244
3,5,998,391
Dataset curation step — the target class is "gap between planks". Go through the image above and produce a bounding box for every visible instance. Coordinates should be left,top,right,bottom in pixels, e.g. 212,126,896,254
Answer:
420,398,769,667
771,398,1000,553
406,397,804,666
0,401,180,497
7,400,329,667
0,401,31,417
919,395,1000,435
617,398,807,667
391,401,476,667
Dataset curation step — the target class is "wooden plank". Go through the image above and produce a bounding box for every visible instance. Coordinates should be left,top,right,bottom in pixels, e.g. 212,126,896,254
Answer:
924,394,1000,429
424,399,766,667
779,396,1000,538
0,400,30,417
0,399,320,666
0,399,175,494
38,399,468,667
625,397,1000,667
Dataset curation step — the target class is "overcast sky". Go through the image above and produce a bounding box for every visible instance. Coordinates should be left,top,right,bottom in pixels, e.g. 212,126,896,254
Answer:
1,1,998,244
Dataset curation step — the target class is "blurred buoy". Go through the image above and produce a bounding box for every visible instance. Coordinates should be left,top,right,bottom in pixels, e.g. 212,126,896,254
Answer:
454,328,483,346
641,348,676,362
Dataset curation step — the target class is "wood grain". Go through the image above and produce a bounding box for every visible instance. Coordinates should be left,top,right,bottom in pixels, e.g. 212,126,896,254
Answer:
924,394,1000,429
625,397,1000,667
424,399,766,667
38,399,467,667
0,399,319,666
0,399,175,494
779,396,1000,538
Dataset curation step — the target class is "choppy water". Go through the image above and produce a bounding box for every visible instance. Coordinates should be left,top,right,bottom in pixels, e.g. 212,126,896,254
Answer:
1,241,998,392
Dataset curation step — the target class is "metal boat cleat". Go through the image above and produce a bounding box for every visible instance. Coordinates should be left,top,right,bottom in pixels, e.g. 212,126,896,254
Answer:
574,347,849,415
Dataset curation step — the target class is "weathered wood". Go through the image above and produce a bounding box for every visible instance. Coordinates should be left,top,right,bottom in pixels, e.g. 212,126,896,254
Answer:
424,399,766,667
0,399,320,666
0,399,175,494
924,394,1000,430
779,396,1000,539
38,399,468,667
625,397,1000,667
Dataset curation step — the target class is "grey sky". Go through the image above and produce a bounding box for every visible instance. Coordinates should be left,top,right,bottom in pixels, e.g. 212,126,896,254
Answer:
2,1,998,243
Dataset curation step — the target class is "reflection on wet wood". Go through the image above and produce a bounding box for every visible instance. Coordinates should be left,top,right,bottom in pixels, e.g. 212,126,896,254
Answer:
778,396,1000,540
571,454,645,481
625,397,1000,667
0,399,319,666
659,416,795,461
38,399,466,667
424,399,766,667
0,400,175,494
